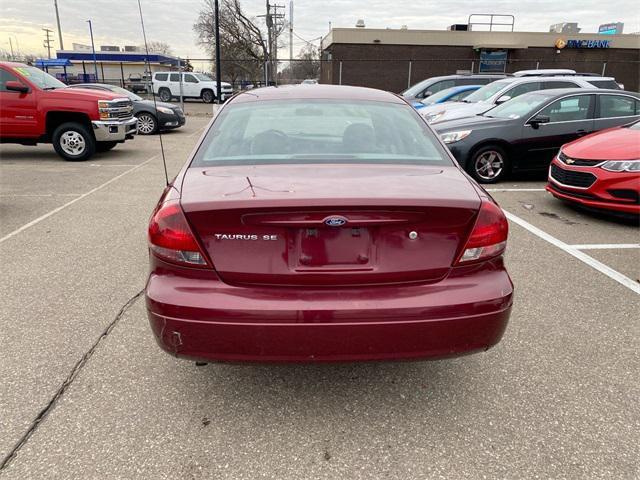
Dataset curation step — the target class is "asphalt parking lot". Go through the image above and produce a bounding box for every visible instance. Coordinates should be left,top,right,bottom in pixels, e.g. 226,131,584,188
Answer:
1,102,638,479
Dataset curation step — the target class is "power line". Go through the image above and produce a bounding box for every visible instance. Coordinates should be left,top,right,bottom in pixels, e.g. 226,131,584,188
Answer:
292,31,321,46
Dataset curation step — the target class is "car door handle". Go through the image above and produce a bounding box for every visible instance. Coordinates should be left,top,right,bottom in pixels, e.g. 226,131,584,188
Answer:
576,129,587,136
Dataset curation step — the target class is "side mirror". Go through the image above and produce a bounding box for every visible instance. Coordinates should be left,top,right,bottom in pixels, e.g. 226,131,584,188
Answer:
495,95,511,105
422,91,433,98
5,81,29,93
529,115,550,129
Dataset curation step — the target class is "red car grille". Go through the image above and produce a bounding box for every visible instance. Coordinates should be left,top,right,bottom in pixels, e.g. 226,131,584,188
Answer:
550,164,597,188
558,151,602,167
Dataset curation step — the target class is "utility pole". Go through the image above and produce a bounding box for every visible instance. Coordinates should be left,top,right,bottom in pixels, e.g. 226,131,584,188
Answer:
54,0,64,50
214,0,221,104
8,38,14,60
43,28,54,59
265,0,272,85
289,1,293,83
86,20,99,80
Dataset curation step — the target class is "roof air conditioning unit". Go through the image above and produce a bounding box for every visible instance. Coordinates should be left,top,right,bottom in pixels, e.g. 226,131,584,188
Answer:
355,19,365,28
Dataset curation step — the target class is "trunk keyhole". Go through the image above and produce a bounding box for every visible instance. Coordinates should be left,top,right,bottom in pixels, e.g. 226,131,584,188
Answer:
306,228,318,237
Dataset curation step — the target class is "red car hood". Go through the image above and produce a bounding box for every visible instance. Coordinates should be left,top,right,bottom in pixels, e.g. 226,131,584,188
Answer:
44,87,125,102
563,126,640,161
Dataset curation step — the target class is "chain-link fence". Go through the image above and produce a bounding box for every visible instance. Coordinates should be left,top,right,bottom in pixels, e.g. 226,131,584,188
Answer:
50,57,639,95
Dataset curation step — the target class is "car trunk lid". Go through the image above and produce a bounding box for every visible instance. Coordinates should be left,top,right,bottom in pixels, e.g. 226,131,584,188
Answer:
181,164,481,287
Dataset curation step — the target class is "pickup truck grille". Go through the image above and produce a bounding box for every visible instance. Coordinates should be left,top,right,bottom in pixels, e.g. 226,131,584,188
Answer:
100,98,134,121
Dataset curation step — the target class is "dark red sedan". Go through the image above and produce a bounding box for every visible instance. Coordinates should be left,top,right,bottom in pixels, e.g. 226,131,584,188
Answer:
145,85,513,363
547,121,640,215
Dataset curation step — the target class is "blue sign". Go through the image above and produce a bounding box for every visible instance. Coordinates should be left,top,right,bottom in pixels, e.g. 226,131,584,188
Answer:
479,50,507,73
566,39,611,48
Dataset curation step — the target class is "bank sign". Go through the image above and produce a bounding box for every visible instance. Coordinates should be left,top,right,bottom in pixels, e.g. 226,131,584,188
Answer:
556,38,611,49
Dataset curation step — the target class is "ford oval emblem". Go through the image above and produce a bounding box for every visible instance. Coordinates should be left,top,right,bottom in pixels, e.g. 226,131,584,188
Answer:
324,216,347,227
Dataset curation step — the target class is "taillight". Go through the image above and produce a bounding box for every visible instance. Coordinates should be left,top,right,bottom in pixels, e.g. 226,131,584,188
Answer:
456,199,508,264
148,199,210,267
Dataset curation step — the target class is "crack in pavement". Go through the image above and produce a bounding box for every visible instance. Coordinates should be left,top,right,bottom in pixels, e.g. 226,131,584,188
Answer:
0,289,145,471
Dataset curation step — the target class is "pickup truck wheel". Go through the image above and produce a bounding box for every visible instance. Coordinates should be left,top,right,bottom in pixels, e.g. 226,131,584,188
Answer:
158,88,172,102
201,89,215,103
96,141,118,152
52,122,95,161
136,113,158,135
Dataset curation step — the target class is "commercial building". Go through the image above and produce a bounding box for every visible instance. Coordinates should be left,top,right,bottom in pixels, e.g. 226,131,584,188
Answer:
52,48,183,84
320,28,640,93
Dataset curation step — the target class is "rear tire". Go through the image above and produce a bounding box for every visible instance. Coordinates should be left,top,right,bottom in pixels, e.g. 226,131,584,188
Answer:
96,141,118,152
52,122,95,161
467,144,509,184
201,89,215,103
136,113,158,135
158,88,172,102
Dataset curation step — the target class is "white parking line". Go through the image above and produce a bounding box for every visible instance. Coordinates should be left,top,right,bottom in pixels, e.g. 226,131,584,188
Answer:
504,210,640,295
486,188,546,192
570,244,640,250
0,155,158,245
0,194,82,197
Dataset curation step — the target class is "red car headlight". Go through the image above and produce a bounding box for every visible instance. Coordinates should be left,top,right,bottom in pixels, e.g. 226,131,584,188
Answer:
600,160,640,172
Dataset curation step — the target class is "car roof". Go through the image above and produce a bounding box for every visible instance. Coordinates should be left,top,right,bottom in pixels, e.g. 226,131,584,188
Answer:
231,84,405,104
535,88,638,96
519,88,639,99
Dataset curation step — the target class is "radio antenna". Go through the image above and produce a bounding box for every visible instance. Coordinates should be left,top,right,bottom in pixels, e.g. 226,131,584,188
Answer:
137,0,169,186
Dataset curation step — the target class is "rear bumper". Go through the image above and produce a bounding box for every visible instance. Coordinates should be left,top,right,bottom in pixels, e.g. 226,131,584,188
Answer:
92,117,137,142
145,258,513,363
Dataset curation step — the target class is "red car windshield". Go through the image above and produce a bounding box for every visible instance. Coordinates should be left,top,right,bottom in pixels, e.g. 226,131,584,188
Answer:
191,99,452,167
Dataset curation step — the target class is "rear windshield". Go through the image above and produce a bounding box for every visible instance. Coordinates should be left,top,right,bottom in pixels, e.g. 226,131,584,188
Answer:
586,79,620,89
191,99,452,167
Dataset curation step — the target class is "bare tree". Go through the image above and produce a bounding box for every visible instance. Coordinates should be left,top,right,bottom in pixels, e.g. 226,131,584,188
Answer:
279,44,320,83
193,0,268,85
142,41,174,56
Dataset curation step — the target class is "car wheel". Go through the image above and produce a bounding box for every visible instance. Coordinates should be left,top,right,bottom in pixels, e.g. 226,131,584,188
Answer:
201,89,215,103
468,145,509,183
136,113,158,135
96,141,118,152
52,122,96,161
158,88,171,102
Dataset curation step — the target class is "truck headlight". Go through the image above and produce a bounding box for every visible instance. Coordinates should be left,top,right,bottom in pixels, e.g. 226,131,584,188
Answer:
98,100,110,120
440,130,472,144
600,160,640,172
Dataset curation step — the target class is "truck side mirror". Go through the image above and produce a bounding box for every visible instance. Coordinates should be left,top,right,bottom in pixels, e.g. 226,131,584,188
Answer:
5,81,29,93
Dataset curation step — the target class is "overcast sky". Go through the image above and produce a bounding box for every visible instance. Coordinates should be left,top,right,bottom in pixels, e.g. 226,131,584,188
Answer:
1,0,638,60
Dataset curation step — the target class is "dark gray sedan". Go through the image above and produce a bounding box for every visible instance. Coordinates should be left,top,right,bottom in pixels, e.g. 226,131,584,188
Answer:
68,83,185,135
433,89,640,183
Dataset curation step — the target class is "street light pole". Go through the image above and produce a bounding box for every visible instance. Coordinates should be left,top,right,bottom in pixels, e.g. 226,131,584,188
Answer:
214,0,221,104
54,0,64,50
86,20,98,80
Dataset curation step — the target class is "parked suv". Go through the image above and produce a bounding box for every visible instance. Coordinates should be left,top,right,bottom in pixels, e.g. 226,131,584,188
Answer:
402,74,506,102
152,72,233,103
0,62,137,161
420,74,621,124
